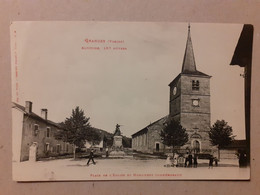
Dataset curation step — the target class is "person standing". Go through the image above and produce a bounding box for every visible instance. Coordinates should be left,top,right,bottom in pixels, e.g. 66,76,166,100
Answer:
87,149,96,166
193,154,198,168
214,157,218,167
106,147,109,158
184,152,189,167
173,153,179,167
209,155,214,169
188,153,193,167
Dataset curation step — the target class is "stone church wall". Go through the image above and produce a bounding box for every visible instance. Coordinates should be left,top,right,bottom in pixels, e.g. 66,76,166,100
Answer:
147,124,164,153
180,76,210,95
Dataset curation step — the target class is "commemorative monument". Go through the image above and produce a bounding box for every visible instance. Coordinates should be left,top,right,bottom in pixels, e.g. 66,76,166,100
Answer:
109,124,126,157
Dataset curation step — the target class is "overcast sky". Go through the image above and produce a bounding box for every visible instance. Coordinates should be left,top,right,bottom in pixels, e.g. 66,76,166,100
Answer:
11,22,245,138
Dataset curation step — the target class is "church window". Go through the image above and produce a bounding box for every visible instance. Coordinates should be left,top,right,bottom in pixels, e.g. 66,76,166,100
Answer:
192,80,200,90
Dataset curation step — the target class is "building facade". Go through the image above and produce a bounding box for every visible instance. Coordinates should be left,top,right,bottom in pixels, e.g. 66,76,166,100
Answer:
132,25,212,154
12,101,74,162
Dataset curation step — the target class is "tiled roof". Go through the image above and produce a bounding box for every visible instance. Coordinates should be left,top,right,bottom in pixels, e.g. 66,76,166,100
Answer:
132,115,169,137
12,102,61,128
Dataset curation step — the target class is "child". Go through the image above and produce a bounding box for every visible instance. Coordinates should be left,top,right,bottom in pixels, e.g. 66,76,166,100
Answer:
164,154,172,167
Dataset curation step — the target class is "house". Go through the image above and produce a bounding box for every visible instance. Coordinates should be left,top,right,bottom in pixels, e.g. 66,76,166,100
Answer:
12,101,74,162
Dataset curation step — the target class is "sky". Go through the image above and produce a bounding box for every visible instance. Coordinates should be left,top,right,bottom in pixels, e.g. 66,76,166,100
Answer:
11,22,245,138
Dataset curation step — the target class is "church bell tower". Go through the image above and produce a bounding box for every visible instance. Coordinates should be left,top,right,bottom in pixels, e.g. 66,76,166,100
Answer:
168,24,212,153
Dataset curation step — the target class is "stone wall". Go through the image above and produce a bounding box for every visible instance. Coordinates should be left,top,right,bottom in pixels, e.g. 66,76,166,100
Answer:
132,117,167,154
169,76,181,116
147,123,165,153
220,149,239,159
132,133,150,153
181,75,210,96
179,75,211,153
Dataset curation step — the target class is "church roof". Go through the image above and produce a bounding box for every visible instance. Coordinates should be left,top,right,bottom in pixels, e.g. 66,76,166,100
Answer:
132,115,169,137
181,24,210,77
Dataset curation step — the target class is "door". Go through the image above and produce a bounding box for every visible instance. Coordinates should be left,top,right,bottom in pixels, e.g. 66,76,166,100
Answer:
156,143,160,151
193,140,200,153
29,142,37,162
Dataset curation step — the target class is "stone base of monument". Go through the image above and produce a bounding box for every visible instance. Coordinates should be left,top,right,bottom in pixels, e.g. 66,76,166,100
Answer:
109,135,127,157
109,150,126,157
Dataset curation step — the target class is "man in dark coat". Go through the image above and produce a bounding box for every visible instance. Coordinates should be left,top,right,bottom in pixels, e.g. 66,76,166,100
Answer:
188,153,193,167
87,149,96,166
209,155,214,169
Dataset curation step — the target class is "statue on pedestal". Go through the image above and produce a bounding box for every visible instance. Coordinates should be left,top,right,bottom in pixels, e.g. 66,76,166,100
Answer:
113,124,123,150
114,124,122,136
109,124,126,157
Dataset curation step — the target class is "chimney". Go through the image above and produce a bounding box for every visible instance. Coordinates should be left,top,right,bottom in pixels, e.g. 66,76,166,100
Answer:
41,109,48,120
25,101,32,113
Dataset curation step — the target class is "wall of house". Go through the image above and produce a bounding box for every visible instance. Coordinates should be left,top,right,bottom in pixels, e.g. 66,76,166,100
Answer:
12,107,24,162
20,115,73,161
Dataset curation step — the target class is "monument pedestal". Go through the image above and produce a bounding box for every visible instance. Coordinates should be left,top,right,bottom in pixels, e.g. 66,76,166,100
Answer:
109,135,126,157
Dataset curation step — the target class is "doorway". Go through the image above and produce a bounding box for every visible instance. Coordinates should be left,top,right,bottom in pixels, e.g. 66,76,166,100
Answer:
156,143,160,151
193,140,200,153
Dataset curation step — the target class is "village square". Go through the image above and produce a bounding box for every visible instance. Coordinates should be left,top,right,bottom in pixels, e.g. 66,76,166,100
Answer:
11,23,251,181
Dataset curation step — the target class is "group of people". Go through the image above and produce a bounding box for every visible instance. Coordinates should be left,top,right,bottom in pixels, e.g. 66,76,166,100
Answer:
165,152,219,168
184,152,198,168
165,153,198,168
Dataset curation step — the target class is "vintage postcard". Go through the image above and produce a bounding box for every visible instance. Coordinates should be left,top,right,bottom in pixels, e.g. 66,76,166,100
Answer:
11,21,251,181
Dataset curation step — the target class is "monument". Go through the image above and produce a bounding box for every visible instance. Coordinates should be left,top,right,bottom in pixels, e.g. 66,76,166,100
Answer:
109,124,126,157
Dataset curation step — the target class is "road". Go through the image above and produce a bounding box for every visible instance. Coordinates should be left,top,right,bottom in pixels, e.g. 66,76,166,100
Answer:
13,157,250,181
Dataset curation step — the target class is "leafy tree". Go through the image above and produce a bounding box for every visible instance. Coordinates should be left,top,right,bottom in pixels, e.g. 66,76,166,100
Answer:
86,128,102,146
55,106,101,159
209,120,235,160
160,119,189,154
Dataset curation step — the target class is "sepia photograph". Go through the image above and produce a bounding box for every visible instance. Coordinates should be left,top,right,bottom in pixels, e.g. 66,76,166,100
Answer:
10,21,252,181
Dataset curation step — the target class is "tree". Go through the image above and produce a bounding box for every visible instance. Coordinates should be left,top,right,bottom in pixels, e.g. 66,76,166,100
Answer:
55,106,101,159
86,128,102,146
160,119,189,154
209,120,235,160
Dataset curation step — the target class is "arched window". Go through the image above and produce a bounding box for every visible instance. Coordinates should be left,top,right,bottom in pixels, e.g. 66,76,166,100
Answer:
192,80,200,90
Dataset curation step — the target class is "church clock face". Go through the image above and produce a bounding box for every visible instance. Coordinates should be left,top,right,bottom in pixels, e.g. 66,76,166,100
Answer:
192,99,199,106
173,87,177,95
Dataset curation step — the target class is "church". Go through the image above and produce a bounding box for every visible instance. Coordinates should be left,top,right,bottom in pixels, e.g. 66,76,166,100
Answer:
132,25,212,155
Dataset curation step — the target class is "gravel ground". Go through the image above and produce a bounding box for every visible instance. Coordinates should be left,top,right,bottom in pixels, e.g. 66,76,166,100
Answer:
13,157,250,181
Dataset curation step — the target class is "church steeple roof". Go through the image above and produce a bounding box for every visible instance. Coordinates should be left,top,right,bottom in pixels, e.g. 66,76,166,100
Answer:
169,24,210,87
179,24,210,77
182,24,197,73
